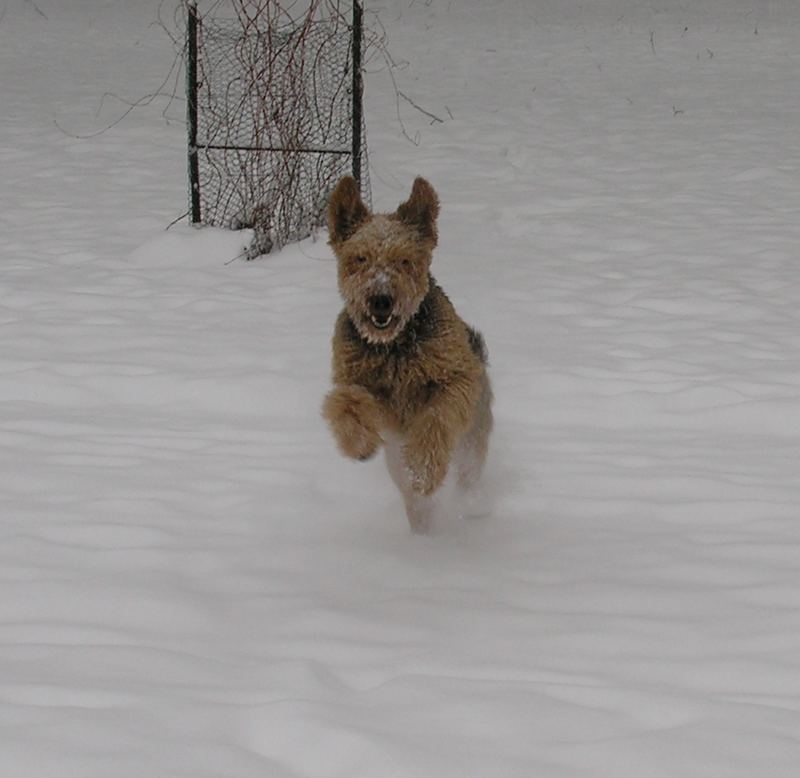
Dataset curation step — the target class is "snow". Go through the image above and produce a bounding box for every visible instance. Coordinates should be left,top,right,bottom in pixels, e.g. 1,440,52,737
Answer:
2,0,800,775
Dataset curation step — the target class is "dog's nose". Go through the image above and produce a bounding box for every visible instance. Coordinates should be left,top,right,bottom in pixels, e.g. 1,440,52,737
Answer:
368,294,393,319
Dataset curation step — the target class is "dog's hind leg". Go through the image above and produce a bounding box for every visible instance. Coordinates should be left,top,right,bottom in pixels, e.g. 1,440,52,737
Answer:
384,433,434,534
456,373,493,492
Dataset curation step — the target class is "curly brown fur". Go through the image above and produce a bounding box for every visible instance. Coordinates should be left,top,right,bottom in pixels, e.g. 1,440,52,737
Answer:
323,176,493,532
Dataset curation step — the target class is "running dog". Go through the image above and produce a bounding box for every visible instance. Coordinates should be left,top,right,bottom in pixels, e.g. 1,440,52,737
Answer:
322,176,492,532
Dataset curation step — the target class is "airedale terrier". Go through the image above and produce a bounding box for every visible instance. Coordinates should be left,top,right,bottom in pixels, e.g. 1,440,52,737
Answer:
322,176,493,532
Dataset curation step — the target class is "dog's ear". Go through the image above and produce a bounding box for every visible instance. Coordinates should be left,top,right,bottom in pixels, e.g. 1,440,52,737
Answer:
396,177,439,244
328,176,369,244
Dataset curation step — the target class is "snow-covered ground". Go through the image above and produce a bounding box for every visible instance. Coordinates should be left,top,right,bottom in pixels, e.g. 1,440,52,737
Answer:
2,0,800,775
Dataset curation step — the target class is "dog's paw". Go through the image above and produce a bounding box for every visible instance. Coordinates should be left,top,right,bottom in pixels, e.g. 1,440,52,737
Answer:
322,385,384,461
403,419,452,496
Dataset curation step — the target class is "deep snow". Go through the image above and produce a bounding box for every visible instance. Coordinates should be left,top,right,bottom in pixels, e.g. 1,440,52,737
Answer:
1,0,800,776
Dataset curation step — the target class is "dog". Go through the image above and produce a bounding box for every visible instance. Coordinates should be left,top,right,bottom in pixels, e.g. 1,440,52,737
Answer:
322,176,493,532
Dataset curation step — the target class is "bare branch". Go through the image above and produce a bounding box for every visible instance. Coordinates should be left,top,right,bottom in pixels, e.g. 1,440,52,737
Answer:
26,0,48,19
398,91,444,125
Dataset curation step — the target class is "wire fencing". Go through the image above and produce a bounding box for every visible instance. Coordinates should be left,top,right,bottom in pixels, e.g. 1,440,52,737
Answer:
186,1,369,257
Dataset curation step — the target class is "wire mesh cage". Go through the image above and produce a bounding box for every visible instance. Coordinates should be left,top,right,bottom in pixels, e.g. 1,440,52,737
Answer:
186,1,370,258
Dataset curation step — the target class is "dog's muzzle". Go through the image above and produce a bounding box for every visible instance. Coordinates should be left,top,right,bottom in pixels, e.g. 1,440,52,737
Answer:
368,294,394,329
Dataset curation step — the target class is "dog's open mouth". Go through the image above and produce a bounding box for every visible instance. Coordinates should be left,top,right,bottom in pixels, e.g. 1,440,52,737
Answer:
366,294,395,332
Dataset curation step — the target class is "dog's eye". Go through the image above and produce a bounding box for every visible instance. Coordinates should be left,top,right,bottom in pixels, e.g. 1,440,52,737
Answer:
401,258,412,269
354,255,367,265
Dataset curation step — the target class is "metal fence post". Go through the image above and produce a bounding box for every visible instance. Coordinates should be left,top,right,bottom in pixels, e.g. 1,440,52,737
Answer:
187,1,202,224
351,0,364,186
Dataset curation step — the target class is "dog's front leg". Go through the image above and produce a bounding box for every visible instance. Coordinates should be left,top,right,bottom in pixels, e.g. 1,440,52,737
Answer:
403,373,479,496
322,384,384,461
403,415,453,496
384,434,434,533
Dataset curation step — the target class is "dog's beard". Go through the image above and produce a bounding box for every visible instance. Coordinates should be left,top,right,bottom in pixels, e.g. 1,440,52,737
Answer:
347,294,424,345
351,308,406,344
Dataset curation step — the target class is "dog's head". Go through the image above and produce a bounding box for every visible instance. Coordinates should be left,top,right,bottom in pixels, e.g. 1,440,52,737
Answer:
327,176,439,345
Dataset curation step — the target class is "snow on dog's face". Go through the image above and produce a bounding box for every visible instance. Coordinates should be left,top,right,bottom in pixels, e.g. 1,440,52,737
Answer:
327,176,439,345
